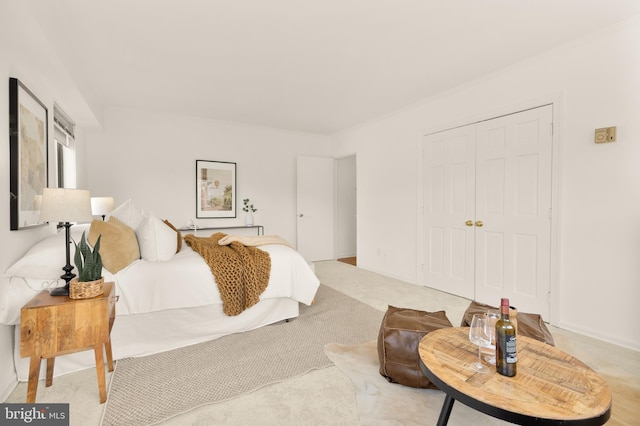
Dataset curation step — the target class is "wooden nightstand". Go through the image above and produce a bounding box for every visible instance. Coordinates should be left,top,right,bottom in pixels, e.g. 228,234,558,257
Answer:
20,282,116,403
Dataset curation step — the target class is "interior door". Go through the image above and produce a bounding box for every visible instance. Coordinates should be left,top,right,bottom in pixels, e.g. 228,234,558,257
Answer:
474,105,553,317
422,125,477,300
296,156,335,261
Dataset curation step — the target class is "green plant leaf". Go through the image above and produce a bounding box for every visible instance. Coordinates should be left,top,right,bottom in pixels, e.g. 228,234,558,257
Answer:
73,231,103,281
73,238,84,279
90,235,103,280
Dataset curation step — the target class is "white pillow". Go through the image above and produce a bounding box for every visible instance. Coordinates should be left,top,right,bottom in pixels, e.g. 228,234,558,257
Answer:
136,215,178,262
108,199,145,230
4,224,91,279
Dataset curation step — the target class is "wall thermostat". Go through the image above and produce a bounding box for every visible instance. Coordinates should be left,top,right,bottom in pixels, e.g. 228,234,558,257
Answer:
595,127,616,144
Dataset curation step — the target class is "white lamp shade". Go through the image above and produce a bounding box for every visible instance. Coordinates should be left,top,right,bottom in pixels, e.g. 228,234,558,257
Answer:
39,188,94,224
91,197,115,216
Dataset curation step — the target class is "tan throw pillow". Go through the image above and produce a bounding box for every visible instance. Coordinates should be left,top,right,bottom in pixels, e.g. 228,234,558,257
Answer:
163,219,182,253
88,217,140,273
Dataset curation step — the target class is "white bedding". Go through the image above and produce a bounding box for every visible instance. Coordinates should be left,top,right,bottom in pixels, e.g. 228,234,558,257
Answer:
1,223,319,324
106,243,318,316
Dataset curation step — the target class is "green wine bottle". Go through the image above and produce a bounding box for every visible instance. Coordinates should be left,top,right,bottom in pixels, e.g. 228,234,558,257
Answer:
495,298,517,377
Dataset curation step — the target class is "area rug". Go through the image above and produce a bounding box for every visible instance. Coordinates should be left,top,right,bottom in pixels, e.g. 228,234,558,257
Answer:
101,285,384,426
324,341,512,425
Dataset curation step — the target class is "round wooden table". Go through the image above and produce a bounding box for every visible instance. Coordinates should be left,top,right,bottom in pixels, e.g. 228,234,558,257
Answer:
418,327,611,426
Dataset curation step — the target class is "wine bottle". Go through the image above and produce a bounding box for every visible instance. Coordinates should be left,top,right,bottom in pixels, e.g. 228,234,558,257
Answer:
495,298,517,377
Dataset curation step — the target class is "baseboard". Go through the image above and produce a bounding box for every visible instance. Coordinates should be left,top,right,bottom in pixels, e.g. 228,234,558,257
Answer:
355,264,417,287
556,320,640,353
337,252,356,259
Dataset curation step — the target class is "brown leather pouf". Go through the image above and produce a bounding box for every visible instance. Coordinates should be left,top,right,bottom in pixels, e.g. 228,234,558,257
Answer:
377,305,452,389
460,300,555,346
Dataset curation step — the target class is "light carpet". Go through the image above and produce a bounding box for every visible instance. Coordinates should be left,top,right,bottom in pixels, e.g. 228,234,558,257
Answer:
101,285,384,426
324,340,512,425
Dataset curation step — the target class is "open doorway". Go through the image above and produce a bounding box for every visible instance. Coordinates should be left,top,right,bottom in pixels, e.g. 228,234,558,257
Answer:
337,155,357,265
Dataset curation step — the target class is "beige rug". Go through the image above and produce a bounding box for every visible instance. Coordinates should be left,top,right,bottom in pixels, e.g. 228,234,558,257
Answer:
324,340,512,425
101,285,383,426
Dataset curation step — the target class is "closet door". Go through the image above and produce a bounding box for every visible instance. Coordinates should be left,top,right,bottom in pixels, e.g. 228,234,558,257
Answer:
422,105,553,317
475,105,553,317
422,125,476,300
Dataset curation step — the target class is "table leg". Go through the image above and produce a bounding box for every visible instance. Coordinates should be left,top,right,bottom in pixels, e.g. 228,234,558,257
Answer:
45,357,55,387
105,339,114,372
436,394,455,426
26,357,41,403
94,344,107,403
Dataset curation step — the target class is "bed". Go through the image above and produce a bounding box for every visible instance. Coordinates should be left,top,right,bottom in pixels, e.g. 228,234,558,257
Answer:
1,201,320,382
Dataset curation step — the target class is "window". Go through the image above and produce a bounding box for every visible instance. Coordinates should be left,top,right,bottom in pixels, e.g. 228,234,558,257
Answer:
53,104,76,188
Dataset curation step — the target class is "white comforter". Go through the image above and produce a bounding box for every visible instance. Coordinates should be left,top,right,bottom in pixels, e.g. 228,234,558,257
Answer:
108,243,319,316
1,224,319,324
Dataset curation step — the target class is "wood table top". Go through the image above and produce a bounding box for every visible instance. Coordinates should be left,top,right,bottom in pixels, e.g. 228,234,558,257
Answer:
22,282,114,309
418,327,612,425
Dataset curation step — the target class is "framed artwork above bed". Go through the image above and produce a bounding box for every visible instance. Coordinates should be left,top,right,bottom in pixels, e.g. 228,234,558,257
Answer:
196,160,236,218
9,78,49,230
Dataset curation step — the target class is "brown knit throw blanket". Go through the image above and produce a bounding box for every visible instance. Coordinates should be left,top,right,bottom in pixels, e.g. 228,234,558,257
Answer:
184,233,271,316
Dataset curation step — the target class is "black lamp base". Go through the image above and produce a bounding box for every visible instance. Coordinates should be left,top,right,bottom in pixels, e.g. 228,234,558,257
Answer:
50,221,75,297
50,284,70,296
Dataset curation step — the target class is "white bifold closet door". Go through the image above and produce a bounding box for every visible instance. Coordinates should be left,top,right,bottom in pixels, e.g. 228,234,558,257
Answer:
423,105,553,318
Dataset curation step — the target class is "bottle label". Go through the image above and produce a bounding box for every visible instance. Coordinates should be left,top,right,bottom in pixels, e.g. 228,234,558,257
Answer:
505,335,517,363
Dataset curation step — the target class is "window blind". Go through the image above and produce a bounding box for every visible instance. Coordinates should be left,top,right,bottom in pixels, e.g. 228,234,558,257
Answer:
53,103,75,139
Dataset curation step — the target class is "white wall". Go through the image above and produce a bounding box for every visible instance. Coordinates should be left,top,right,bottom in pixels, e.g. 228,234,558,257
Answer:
333,17,640,351
85,107,333,246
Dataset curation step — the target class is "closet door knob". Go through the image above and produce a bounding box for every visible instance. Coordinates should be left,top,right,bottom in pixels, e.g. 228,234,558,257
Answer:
465,220,473,226
475,220,484,227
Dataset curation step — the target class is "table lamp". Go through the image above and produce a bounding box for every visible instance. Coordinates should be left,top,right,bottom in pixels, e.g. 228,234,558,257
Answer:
39,188,94,296
91,197,115,221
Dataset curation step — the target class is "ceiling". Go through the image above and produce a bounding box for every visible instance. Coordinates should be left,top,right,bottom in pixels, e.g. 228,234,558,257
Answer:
25,0,640,134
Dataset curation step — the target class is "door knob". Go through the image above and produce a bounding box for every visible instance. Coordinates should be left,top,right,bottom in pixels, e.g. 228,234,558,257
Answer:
465,220,473,227
475,220,483,227
298,213,304,217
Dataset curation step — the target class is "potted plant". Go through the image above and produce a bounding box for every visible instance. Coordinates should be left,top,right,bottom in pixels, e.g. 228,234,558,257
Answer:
242,198,257,226
70,231,104,299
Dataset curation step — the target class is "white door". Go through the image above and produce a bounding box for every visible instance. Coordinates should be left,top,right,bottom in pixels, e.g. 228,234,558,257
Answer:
422,105,553,318
296,156,335,261
423,124,477,300
475,106,553,317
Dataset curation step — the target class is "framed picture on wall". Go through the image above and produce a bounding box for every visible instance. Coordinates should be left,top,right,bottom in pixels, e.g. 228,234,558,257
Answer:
196,160,236,218
9,78,49,230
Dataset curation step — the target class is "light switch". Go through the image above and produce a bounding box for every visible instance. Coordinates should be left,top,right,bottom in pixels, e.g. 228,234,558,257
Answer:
595,126,616,143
